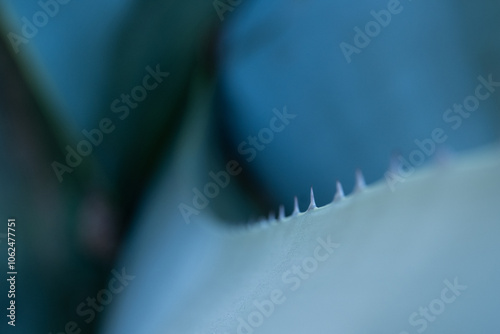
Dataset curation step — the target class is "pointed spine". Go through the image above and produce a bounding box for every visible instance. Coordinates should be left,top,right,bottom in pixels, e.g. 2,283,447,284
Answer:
308,187,317,210
333,181,345,202
354,168,366,192
292,196,300,216
278,205,285,221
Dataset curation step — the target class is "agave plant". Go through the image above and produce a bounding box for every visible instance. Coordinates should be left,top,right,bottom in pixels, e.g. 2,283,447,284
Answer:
0,1,499,333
